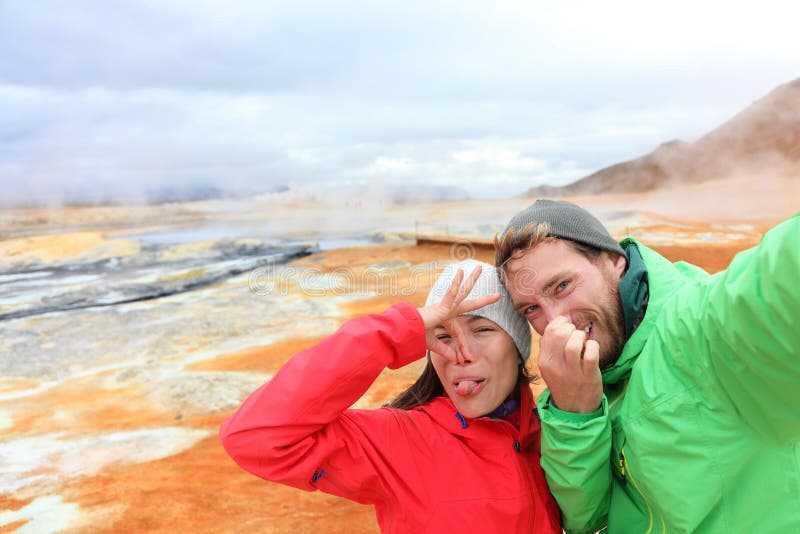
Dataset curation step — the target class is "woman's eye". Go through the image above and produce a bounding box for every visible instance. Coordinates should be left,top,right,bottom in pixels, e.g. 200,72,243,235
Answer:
524,305,538,315
436,334,452,342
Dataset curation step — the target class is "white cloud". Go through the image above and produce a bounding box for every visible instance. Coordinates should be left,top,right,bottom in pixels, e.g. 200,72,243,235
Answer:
1,0,798,205
371,156,413,172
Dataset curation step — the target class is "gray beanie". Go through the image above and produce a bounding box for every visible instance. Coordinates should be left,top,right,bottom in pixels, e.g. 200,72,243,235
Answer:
495,199,625,265
425,259,531,361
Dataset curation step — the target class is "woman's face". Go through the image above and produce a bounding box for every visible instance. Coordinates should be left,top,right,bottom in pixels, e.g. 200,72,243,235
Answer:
430,315,520,419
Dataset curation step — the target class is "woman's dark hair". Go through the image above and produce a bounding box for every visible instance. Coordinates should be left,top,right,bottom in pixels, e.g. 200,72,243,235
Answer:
387,353,535,410
386,356,444,410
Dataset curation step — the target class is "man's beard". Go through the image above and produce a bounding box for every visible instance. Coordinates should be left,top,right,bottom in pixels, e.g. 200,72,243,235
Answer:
598,269,626,369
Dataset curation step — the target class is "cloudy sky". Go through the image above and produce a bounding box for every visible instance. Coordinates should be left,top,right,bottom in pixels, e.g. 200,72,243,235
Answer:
1,0,798,205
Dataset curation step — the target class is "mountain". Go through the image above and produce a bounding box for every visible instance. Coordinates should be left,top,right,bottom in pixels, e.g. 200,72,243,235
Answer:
522,78,800,197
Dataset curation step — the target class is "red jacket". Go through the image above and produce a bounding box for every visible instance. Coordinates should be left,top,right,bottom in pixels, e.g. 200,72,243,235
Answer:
220,302,562,533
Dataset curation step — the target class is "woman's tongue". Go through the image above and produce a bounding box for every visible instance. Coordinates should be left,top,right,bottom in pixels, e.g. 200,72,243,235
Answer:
455,379,482,397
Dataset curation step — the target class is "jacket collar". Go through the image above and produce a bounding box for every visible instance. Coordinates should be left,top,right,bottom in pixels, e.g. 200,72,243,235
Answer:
619,241,650,339
419,383,538,446
602,238,701,385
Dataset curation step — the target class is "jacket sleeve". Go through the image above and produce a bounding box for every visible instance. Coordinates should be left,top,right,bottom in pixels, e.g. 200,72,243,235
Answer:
538,391,612,534
219,301,427,503
690,213,800,440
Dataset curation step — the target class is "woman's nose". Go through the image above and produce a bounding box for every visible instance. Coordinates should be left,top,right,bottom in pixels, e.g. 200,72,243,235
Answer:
455,334,479,364
456,351,474,365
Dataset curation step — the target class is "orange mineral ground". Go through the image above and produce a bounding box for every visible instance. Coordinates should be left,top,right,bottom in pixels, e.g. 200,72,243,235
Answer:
0,179,797,533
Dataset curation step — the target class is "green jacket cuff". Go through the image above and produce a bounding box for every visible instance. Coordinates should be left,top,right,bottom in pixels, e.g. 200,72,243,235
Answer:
538,389,607,425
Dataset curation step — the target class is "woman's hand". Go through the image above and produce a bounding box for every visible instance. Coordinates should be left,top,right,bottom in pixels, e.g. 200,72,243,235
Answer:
417,265,499,363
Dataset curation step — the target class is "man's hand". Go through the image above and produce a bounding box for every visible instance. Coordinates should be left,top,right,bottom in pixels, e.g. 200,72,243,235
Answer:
538,316,603,413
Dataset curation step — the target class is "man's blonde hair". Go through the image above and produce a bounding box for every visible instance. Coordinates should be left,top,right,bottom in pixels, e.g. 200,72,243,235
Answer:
494,200,625,278
493,222,555,276
494,221,606,283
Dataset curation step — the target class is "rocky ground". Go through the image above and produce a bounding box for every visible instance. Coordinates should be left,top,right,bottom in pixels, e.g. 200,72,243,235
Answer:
0,177,796,532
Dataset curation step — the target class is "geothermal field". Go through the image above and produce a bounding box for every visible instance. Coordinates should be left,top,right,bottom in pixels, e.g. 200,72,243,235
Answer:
0,174,796,532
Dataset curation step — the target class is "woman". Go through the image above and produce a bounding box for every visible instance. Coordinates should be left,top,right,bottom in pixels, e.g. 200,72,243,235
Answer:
220,259,562,533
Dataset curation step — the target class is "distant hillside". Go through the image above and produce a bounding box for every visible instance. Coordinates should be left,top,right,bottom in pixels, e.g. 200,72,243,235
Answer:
522,78,800,197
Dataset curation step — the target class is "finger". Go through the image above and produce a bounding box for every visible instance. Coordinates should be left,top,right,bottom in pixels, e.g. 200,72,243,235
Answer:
540,317,575,369
454,346,465,365
443,269,465,307
582,339,600,375
448,319,472,363
450,266,480,309
458,265,483,299
435,269,465,314
429,340,459,363
544,315,570,332
457,293,500,315
450,265,485,311
536,336,552,367
563,328,587,376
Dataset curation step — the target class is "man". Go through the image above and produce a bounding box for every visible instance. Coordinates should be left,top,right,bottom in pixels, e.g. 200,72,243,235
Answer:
494,199,799,533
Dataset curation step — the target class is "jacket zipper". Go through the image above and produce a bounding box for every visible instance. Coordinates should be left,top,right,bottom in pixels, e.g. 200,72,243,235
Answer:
513,438,535,533
621,446,666,534
513,386,536,533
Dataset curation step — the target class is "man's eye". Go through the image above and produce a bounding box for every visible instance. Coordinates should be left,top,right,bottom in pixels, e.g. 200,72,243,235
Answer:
556,280,570,292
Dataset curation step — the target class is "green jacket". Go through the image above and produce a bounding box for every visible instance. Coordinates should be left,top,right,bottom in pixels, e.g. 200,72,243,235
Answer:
539,214,800,533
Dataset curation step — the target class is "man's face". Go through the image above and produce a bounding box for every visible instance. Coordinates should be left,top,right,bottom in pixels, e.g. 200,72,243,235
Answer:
504,239,627,368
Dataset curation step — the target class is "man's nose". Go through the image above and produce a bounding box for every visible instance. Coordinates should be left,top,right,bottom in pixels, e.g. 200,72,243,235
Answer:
543,303,571,328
